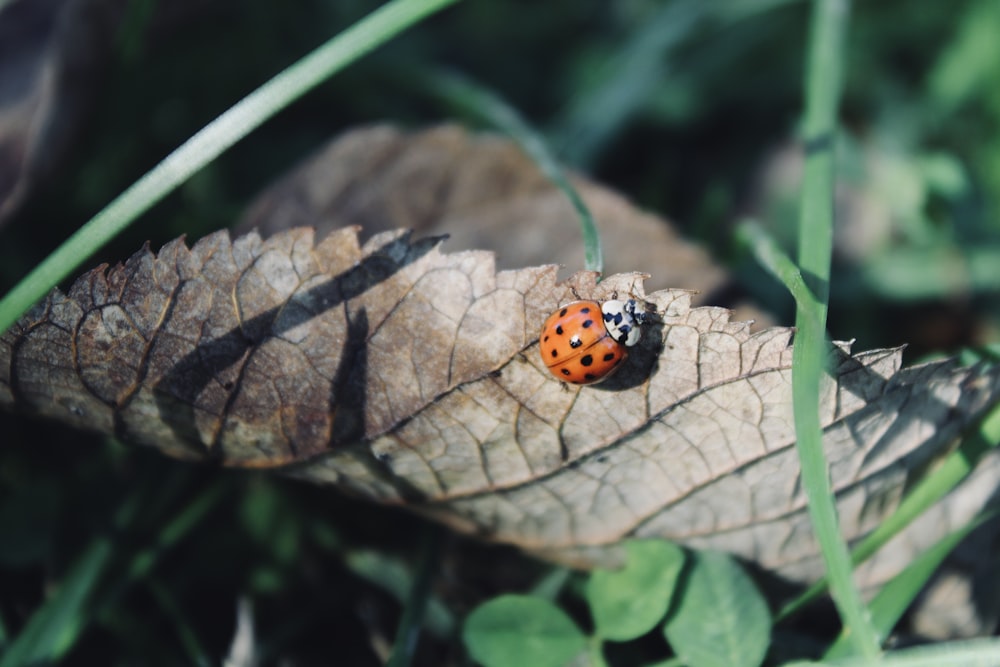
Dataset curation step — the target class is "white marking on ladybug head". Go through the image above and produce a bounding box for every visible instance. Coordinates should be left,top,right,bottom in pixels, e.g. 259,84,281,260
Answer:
601,299,644,347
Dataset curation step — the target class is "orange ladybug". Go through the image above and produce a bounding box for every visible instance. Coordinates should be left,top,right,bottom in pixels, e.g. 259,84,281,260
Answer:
539,299,645,385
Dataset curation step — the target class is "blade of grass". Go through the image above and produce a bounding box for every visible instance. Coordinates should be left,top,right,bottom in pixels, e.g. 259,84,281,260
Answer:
117,482,230,586
813,638,1000,666
0,0,461,336
530,566,572,602
823,508,998,661
147,578,214,667
549,0,707,167
778,400,1000,619
343,547,454,639
549,0,801,167
385,525,443,667
743,221,1000,621
0,467,227,666
792,0,880,658
0,485,145,667
420,69,603,275
737,220,821,331
0,536,113,667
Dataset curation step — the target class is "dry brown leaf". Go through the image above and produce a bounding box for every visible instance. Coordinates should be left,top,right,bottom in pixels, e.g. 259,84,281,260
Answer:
2,225,998,590
235,124,738,306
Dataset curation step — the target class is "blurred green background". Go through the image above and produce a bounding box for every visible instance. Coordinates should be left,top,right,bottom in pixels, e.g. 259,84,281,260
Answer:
1,0,998,664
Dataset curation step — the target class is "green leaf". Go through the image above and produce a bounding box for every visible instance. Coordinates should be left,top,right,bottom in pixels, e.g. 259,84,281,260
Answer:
662,550,770,667
586,540,684,641
463,594,586,667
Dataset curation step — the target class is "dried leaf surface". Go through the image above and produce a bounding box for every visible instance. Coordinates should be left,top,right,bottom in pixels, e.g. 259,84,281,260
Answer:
235,124,734,302
3,226,998,586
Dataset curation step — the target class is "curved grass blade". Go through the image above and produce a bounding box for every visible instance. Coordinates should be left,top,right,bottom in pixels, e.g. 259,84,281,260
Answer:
0,0,462,336
421,69,603,275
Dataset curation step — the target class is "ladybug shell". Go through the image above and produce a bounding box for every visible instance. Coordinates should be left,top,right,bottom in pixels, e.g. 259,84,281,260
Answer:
539,300,628,385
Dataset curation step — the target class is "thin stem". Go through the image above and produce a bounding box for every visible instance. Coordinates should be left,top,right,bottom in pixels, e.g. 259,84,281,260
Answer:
385,526,443,667
422,70,603,275
792,0,880,657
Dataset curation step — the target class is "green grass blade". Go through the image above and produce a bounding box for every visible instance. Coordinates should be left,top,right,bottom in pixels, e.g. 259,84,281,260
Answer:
807,638,1000,666
344,546,454,639
119,483,230,584
549,0,706,167
737,220,821,331
0,537,114,667
386,525,443,667
549,0,801,167
791,0,880,657
0,486,145,666
0,470,226,666
823,509,998,661
0,0,461,336
146,578,214,667
421,70,603,275
779,401,1000,619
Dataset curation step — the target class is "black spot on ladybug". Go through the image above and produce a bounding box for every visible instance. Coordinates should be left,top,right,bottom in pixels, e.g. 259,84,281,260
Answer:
555,325,563,335
580,354,593,367
582,319,594,328
543,335,549,342
569,336,582,348
581,307,591,313
603,353,615,361
585,373,597,381
559,308,568,317
551,350,558,358
561,368,571,376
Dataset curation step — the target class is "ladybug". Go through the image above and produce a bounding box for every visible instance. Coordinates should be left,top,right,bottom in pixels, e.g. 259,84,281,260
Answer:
539,299,646,385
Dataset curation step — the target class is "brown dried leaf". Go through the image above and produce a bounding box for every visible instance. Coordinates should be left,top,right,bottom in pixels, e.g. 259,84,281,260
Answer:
2,225,998,589
235,124,734,302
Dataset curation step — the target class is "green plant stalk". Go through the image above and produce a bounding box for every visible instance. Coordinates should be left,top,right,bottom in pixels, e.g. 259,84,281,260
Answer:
0,537,112,667
589,636,610,667
550,0,801,167
743,221,1000,622
386,525,442,667
423,70,603,275
0,0,461,336
0,485,146,667
146,579,214,667
814,637,1000,666
737,220,821,332
792,0,880,658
